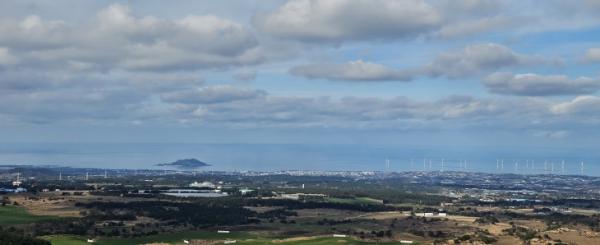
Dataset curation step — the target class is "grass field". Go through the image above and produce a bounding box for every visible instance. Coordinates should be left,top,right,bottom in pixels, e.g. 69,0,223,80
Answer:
43,232,411,245
43,231,256,245
0,205,60,225
326,197,383,205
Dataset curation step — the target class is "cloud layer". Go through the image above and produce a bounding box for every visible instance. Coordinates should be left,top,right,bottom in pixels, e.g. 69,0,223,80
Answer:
254,0,441,43
0,4,263,72
290,60,414,81
484,73,600,96
0,0,600,143
290,43,561,82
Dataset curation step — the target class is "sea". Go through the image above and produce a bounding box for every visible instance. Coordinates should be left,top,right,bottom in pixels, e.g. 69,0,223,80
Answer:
0,143,599,176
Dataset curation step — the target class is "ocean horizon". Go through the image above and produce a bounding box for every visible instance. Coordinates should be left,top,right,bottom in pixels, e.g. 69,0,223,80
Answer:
0,142,598,176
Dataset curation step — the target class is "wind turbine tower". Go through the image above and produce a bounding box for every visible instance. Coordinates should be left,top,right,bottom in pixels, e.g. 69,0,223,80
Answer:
385,158,390,171
441,158,445,172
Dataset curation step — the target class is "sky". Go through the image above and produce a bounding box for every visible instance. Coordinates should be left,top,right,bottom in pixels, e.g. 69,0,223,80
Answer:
1,0,600,148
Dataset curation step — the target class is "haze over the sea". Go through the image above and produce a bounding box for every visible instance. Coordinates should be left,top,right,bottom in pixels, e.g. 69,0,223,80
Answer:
0,143,598,176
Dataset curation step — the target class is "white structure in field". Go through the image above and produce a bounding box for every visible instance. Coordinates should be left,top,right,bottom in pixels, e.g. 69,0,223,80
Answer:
12,173,21,186
189,181,216,189
239,188,254,195
414,213,446,217
333,234,347,238
217,230,230,234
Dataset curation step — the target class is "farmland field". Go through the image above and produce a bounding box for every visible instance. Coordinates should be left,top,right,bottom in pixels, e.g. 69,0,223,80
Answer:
0,205,60,225
42,232,411,245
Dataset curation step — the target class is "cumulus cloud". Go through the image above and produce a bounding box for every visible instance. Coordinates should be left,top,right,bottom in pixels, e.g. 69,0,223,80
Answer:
254,0,441,42
423,43,560,79
550,96,600,114
583,48,600,63
290,60,414,81
290,43,558,82
436,16,516,38
0,4,263,72
155,92,556,129
253,0,600,43
484,73,600,96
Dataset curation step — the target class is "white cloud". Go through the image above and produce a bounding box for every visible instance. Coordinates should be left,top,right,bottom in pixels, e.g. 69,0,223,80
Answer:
254,0,441,42
290,44,558,82
0,4,263,72
424,43,560,79
484,73,600,96
583,48,600,63
436,16,516,38
550,96,600,114
290,60,413,81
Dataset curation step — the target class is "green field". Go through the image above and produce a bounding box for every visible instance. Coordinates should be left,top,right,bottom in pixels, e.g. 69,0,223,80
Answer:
326,197,383,205
43,231,256,245
0,205,60,225
43,232,410,245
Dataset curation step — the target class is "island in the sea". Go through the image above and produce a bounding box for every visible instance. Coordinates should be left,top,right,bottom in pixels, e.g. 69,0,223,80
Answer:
156,158,210,169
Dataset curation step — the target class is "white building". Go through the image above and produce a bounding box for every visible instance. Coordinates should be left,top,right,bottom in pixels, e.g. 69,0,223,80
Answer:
189,181,216,189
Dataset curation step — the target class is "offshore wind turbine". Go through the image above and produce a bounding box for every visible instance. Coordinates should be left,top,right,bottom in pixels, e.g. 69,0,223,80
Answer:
441,158,445,172
385,158,390,171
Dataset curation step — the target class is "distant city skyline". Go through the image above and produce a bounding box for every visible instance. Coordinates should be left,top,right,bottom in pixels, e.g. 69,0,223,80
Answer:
1,1,600,150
